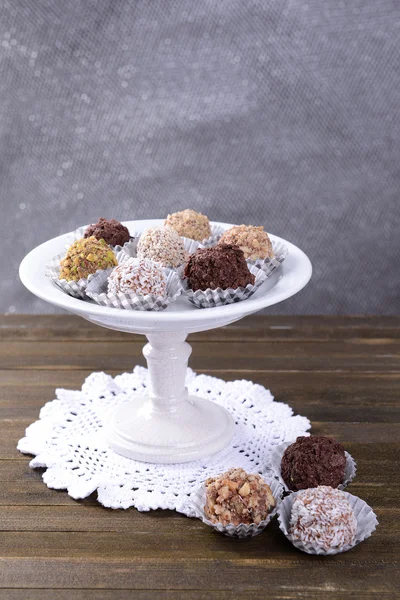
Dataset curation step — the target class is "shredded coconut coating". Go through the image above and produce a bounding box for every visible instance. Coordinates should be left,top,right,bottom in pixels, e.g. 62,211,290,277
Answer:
290,486,357,551
60,237,117,281
204,468,275,526
137,226,188,267
107,257,167,297
165,209,211,242
219,225,273,260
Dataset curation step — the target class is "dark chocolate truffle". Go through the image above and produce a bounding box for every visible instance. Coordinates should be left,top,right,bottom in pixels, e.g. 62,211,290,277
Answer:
183,244,255,291
281,436,346,491
84,218,130,247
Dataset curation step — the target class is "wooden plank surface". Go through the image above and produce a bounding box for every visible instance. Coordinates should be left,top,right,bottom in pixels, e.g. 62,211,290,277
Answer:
0,315,398,598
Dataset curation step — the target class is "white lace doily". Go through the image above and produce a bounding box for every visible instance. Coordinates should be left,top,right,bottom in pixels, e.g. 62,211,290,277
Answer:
17,367,311,514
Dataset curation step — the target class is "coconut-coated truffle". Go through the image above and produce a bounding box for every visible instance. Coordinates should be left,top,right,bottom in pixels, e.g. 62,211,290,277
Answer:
59,237,117,281
184,244,254,291
219,225,273,260
204,468,275,526
84,217,130,247
290,486,357,551
137,226,188,268
165,209,211,242
107,257,167,297
281,436,346,492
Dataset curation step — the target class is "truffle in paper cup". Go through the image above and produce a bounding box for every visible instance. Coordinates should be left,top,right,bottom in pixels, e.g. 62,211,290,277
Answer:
190,478,283,538
278,488,378,555
66,224,136,255
268,441,357,493
125,230,204,266
45,252,115,300
86,255,182,311
246,239,289,275
181,264,267,309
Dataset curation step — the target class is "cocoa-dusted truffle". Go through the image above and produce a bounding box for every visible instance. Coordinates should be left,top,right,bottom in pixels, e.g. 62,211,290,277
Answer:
137,226,188,268
184,244,255,291
84,217,130,247
59,237,117,281
290,486,357,551
165,209,211,242
281,436,346,492
108,257,167,297
204,468,275,526
219,225,273,260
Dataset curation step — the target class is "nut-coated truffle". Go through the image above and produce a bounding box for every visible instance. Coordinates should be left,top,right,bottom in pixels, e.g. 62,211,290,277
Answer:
281,436,346,492
219,225,273,260
165,209,211,242
84,217,130,247
204,468,275,526
107,257,167,297
137,226,188,268
290,486,357,551
59,237,117,281
184,244,255,291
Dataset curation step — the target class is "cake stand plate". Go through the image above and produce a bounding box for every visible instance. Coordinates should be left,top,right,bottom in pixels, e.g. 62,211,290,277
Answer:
19,219,312,464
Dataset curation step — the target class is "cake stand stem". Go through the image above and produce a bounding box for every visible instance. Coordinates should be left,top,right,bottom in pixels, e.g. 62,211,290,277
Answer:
106,331,235,464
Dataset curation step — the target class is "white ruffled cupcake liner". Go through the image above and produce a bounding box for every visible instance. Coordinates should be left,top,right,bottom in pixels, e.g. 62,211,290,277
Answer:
267,441,357,493
66,224,136,254
278,489,378,555
246,239,289,275
181,264,267,309
189,478,283,538
85,253,183,311
199,224,225,248
45,252,117,300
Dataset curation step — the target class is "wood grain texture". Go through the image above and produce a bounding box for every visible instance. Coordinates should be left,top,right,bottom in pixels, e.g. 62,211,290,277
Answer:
0,315,398,598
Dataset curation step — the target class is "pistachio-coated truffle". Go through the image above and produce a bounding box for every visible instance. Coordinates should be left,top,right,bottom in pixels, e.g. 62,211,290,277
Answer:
60,237,117,281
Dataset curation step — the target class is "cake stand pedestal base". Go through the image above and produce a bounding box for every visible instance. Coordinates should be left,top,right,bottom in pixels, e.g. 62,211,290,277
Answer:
106,332,235,463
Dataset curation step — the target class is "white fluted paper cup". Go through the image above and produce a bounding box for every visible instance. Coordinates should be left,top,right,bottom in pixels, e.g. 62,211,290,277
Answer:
246,239,289,275
278,489,378,555
181,264,267,309
45,252,117,300
268,441,357,493
86,254,182,311
65,224,136,254
199,224,225,247
189,478,283,538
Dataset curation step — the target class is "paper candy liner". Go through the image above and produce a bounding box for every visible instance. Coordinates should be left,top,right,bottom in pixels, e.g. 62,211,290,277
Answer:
267,441,357,493
190,478,283,538
85,253,182,311
66,224,136,255
199,224,225,248
45,252,116,300
246,239,289,275
277,489,378,555
181,264,267,309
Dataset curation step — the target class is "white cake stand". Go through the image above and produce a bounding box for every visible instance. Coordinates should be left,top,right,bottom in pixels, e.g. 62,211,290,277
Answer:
19,219,312,464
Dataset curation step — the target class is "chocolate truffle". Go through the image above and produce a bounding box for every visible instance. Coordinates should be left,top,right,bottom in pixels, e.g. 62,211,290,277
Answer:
204,468,275,526
108,257,167,297
165,209,211,242
281,436,346,492
289,486,357,551
137,226,188,268
59,237,117,281
184,244,255,291
84,217,130,247
219,225,273,260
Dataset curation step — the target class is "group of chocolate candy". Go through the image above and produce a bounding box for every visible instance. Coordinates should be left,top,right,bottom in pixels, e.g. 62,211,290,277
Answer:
57,210,274,301
203,435,372,553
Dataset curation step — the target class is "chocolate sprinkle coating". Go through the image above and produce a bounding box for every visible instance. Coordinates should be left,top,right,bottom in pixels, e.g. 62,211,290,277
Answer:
84,217,130,247
281,436,346,491
184,244,255,291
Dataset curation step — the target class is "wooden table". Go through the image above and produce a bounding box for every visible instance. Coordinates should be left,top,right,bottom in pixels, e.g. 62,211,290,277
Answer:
0,315,398,599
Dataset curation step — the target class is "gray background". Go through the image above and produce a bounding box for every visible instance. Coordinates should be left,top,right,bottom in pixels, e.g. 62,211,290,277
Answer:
1,0,399,315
